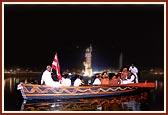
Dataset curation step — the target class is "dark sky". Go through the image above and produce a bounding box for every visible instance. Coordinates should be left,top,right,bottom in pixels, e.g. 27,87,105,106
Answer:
4,4,164,71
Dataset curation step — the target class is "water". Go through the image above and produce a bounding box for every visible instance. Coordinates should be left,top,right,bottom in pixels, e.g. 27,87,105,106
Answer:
3,73,164,112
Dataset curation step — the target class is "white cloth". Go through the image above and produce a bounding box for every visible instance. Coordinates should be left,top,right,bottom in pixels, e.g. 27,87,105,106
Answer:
120,75,135,84
129,66,138,83
62,78,71,86
127,75,135,83
93,78,101,85
120,80,128,84
73,78,82,86
129,66,138,75
41,70,61,87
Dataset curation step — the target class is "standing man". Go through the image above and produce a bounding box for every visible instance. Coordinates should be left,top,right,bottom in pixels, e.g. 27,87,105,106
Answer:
129,64,139,83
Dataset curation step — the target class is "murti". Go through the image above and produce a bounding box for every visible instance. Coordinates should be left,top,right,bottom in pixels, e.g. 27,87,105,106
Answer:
83,44,93,77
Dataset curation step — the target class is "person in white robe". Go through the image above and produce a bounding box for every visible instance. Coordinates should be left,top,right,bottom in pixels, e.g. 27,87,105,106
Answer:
73,77,82,86
93,77,101,85
127,74,135,84
129,64,138,83
41,65,61,87
62,77,71,86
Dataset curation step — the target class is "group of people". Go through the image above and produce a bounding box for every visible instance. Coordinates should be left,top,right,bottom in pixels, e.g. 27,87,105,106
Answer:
92,72,110,85
41,65,83,87
41,64,139,87
120,64,138,84
91,64,139,86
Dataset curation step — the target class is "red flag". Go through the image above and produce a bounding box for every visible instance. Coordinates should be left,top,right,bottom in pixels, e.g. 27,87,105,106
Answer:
52,53,62,81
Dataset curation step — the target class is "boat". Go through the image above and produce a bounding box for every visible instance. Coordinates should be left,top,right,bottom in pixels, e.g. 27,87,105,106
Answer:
17,82,155,100
17,53,155,100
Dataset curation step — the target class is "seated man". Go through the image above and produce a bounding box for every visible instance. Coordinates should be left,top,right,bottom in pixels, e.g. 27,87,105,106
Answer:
120,67,129,84
62,76,71,86
101,77,109,85
93,76,101,85
120,67,136,84
120,68,128,80
41,65,61,87
127,71,136,84
73,76,82,86
109,75,120,86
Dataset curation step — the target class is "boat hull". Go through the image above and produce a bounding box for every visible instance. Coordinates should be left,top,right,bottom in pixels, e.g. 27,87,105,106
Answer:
17,83,154,100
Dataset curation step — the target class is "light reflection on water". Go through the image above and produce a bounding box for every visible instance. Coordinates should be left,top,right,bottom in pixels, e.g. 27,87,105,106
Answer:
3,74,164,111
20,92,149,111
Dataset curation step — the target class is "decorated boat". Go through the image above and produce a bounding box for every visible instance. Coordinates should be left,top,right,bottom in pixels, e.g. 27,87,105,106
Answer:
17,82,155,100
17,53,155,100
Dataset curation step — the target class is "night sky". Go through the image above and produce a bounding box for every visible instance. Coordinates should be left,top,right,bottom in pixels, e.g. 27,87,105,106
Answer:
4,3,164,71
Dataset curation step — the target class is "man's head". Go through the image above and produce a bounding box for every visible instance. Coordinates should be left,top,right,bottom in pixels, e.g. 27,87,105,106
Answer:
121,67,129,79
46,65,51,72
131,64,135,67
122,67,128,72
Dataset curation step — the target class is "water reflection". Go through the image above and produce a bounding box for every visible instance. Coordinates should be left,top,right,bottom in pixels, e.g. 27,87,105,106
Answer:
4,74,40,93
20,92,149,111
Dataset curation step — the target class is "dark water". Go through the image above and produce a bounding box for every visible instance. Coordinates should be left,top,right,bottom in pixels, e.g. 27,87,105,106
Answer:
3,73,164,111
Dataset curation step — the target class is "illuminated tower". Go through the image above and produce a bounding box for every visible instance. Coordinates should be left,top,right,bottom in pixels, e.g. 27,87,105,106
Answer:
83,44,92,77
119,52,123,70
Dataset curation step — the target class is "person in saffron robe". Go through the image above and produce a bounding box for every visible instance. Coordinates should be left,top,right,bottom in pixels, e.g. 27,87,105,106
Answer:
109,75,120,86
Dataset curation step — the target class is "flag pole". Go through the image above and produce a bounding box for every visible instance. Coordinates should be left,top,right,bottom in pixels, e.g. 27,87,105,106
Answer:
52,53,62,83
